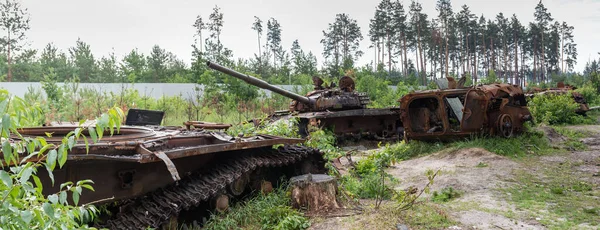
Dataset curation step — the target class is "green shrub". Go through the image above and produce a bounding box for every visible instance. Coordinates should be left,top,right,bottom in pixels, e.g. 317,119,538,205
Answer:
529,92,593,125
0,89,124,229
576,84,599,106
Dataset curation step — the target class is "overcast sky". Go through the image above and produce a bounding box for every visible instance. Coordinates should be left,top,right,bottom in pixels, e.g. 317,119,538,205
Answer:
21,0,600,73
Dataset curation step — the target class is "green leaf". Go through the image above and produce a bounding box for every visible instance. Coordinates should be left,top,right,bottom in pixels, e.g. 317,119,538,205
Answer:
74,128,82,139
72,190,80,206
67,136,75,150
42,202,54,218
88,127,97,143
38,143,53,155
96,124,104,140
79,119,86,126
48,194,58,204
19,167,33,184
2,140,13,165
45,164,55,186
75,186,82,195
58,145,67,168
26,141,35,155
81,184,95,192
45,132,53,137
0,100,8,115
0,170,12,187
60,182,73,190
2,113,11,136
36,137,48,148
21,210,33,224
83,136,89,154
47,149,57,171
32,175,43,193
59,191,67,205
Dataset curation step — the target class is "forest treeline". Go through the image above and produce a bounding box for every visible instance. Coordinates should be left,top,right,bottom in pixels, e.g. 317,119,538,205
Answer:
0,0,596,91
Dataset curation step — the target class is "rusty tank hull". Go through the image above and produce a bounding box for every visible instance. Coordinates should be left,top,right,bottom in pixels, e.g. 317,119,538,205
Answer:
3,123,326,229
525,82,592,115
207,61,402,142
399,79,533,141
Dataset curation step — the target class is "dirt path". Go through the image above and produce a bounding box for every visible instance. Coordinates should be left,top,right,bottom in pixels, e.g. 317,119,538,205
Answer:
387,148,544,230
310,125,600,230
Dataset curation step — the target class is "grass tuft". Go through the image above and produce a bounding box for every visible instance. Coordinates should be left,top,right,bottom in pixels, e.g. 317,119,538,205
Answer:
202,185,310,230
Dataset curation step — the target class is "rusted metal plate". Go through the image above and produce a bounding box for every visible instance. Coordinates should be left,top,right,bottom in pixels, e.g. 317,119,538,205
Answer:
184,121,232,130
3,126,305,166
399,81,532,141
461,90,487,132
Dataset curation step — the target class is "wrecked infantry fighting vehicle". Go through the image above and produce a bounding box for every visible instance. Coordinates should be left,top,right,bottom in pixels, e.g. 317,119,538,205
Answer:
525,82,594,115
398,77,533,141
206,61,402,142
1,109,326,229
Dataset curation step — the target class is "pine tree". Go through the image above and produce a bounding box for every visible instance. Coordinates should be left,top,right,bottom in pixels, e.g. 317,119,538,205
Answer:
266,18,282,72
436,0,452,77
0,0,30,82
321,13,363,76
68,38,96,82
251,16,263,66
193,15,206,53
534,0,553,82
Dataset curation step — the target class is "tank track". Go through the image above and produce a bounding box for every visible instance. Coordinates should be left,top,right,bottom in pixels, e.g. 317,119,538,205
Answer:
100,145,324,230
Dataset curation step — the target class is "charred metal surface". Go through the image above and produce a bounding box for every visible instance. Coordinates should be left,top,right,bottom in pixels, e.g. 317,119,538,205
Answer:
525,82,594,115
206,61,401,141
400,79,532,141
2,125,312,205
1,121,327,229
99,145,325,229
184,121,232,130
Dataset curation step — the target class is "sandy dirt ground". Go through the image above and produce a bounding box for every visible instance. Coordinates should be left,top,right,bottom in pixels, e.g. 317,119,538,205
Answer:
309,125,600,230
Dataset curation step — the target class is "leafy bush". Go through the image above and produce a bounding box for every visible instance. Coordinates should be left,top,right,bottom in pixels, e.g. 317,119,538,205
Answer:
529,92,593,125
0,90,124,229
576,84,599,106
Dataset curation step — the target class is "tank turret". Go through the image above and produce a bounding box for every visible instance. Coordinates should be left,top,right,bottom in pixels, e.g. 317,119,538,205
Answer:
207,61,400,142
206,61,370,112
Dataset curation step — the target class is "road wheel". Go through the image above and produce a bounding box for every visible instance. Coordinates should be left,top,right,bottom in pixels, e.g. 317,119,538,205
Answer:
498,114,514,138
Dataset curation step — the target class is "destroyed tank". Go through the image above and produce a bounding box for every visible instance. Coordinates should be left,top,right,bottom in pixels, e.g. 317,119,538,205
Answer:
398,77,533,141
1,109,326,229
525,82,596,115
206,61,401,141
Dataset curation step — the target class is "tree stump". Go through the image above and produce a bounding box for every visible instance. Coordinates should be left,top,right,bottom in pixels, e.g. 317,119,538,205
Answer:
290,174,340,212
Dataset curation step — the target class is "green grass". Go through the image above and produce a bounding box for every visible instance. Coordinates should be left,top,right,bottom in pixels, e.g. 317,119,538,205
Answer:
399,202,457,229
450,130,552,158
431,187,462,203
201,185,310,230
503,163,600,229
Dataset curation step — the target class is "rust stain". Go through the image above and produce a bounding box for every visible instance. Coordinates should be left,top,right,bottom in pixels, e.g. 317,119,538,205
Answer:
399,78,533,141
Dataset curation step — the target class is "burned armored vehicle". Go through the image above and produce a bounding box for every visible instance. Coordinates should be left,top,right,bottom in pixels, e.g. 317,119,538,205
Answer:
399,78,533,141
526,82,593,115
1,109,325,229
206,61,401,141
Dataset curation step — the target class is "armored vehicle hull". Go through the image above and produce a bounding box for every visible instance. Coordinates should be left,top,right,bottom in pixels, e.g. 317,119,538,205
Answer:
399,80,533,141
525,82,595,115
3,124,326,229
207,61,402,142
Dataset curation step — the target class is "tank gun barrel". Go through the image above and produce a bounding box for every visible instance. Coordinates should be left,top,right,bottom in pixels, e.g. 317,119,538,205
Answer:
206,61,314,106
